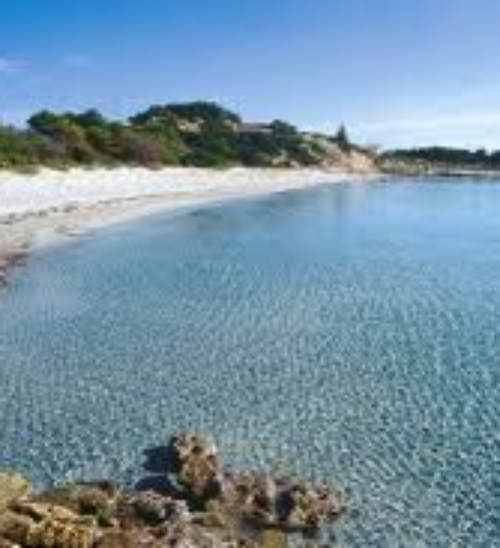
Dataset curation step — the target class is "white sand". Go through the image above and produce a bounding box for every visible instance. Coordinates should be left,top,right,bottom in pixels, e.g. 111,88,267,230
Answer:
0,167,359,216
0,166,370,286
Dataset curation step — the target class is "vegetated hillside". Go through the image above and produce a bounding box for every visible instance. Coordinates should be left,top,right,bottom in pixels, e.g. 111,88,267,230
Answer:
380,146,500,175
0,101,377,171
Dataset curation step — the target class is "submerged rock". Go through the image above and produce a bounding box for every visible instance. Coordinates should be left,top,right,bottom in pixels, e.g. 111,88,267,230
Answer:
0,433,344,546
0,250,28,290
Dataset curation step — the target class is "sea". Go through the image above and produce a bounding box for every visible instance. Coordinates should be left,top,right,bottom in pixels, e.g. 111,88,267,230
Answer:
0,178,499,546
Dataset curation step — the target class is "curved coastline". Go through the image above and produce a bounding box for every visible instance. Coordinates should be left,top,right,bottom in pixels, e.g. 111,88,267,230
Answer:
0,167,374,289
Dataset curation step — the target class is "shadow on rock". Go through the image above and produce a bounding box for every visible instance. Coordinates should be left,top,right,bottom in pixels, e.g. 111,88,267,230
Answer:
134,445,182,498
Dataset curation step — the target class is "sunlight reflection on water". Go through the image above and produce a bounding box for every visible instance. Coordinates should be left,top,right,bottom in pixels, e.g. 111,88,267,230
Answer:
1,180,500,546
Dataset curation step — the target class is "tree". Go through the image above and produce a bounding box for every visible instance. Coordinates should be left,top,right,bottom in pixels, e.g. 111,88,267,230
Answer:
28,110,99,163
269,120,298,136
335,124,350,150
0,101,372,170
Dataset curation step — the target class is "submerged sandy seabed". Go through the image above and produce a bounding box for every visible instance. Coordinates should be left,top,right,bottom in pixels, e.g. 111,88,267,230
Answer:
0,166,371,286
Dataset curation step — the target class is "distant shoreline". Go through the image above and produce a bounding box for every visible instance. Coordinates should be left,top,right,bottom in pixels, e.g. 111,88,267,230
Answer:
0,166,373,289
395,168,500,180
379,165,500,179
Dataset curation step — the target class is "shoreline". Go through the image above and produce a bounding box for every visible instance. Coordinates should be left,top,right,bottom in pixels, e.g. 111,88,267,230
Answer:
0,167,372,289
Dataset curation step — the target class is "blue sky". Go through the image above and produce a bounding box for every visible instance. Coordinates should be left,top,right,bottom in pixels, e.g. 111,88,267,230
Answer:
1,0,500,148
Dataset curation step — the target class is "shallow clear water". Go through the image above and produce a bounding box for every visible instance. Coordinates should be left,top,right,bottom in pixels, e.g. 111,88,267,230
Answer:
1,179,500,546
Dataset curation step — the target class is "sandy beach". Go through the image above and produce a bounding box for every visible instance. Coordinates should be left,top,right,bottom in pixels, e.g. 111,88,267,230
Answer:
0,167,366,288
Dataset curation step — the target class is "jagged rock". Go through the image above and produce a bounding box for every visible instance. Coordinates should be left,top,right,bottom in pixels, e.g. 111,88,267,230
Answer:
0,510,33,545
130,491,169,526
75,488,115,526
117,490,189,528
219,471,275,526
155,520,238,548
219,470,343,534
274,481,342,530
95,529,160,547
257,531,287,548
33,482,119,527
191,507,228,529
166,432,344,535
11,501,85,524
24,518,97,547
0,472,31,513
1,501,99,547
167,433,222,503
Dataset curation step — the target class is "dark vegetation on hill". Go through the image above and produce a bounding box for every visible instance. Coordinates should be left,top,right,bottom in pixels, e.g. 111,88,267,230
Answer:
3,102,498,176
381,146,500,174
0,102,358,170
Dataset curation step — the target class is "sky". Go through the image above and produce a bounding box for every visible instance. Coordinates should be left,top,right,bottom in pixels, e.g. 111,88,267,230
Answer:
1,0,500,149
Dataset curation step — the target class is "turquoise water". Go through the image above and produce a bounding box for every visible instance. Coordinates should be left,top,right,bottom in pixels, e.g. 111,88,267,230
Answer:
1,180,500,546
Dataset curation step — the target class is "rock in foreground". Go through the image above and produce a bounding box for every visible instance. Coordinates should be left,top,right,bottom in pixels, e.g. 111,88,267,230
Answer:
0,433,345,547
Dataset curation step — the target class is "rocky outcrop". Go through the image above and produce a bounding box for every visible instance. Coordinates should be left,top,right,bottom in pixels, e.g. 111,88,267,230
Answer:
167,433,222,503
166,434,343,534
0,434,345,547
0,473,31,514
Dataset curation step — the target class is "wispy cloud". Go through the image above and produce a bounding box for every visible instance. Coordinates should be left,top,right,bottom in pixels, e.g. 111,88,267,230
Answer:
358,109,500,135
353,86,500,149
0,57,27,75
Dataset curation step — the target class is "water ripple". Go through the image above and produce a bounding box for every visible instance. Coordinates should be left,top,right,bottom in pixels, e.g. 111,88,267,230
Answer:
1,181,500,546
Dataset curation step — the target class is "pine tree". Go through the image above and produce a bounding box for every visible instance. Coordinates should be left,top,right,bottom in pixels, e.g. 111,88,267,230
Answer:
335,124,350,150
